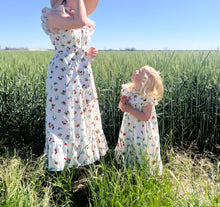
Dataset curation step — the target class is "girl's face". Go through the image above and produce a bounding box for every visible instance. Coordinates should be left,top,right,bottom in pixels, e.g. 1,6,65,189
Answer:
131,67,146,86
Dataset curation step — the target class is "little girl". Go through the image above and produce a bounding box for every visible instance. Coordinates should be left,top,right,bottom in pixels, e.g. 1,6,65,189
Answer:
115,65,164,175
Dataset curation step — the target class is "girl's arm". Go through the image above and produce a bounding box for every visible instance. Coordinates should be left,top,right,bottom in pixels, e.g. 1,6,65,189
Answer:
119,101,153,122
48,0,87,34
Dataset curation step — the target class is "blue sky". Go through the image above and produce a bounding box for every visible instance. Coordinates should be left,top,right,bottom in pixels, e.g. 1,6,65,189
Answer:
0,0,220,50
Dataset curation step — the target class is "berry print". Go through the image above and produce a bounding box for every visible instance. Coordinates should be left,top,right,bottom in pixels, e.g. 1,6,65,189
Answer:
41,5,108,171
115,83,162,175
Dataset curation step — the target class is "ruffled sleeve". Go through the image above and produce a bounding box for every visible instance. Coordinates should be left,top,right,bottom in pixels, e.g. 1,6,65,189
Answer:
121,83,158,106
41,7,52,35
86,19,96,35
142,96,158,106
129,91,158,106
121,83,132,96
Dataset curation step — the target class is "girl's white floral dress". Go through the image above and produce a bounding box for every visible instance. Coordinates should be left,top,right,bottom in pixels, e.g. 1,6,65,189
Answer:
41,5,108,171
115,83,162,174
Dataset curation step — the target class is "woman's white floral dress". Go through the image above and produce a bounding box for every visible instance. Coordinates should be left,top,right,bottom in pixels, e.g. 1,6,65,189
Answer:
115,83,162,174
41,5,108,171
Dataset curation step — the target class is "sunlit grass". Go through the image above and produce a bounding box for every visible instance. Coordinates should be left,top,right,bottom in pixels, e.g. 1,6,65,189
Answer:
0,149,219,206
87,149,219,207
0,50,219,206
0,150,52,207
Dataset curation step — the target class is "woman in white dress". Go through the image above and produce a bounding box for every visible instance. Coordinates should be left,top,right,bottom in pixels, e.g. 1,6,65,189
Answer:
41,0,108,171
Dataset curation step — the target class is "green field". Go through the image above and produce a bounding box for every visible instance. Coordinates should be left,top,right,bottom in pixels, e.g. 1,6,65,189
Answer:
0,50,219,153
0,50,219,206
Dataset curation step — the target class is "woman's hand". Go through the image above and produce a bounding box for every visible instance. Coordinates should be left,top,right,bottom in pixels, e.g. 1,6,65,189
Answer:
88,46,98,58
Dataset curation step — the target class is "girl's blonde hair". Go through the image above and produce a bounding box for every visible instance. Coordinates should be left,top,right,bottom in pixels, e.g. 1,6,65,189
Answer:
130,65,164,101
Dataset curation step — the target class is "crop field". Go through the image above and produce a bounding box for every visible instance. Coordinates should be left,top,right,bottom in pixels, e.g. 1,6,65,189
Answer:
0,50,219,206
0,50,219,153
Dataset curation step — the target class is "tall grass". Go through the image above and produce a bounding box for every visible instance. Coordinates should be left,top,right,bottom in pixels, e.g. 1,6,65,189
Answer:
0,50,219,155
87,149,219,207
0,151,52,206
92,51,220,152
0,149,219,206
0,51,50,152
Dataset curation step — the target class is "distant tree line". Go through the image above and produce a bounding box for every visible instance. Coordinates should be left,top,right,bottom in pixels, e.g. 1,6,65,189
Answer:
4,47,29,50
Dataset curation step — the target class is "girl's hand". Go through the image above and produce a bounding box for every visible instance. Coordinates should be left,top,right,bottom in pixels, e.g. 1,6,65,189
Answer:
118,100,132,112
120,95,130,105
88,46,98,58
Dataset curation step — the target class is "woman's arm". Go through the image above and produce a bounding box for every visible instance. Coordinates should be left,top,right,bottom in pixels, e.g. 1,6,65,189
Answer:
119,101,153,122
48,0,87,34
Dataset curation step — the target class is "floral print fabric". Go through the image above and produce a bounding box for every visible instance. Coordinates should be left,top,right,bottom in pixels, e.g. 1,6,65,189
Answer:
115,83,162,174
41,6,108,171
